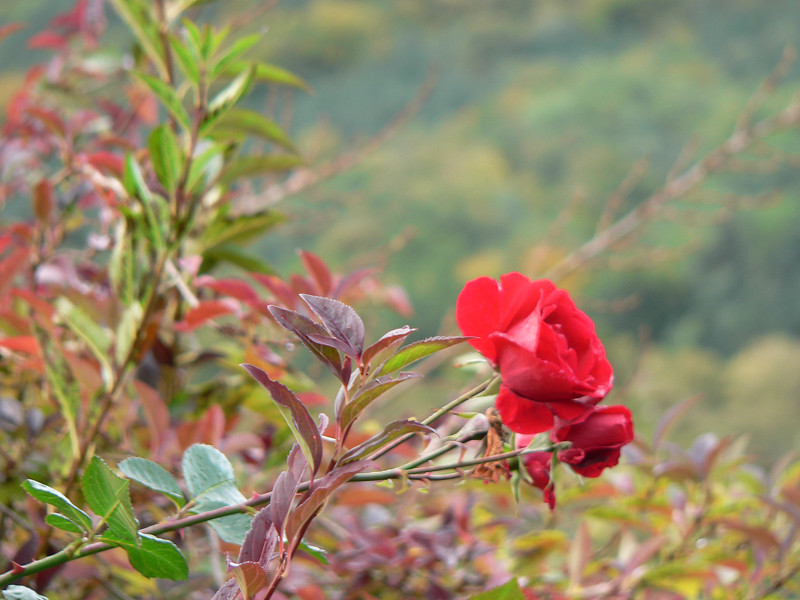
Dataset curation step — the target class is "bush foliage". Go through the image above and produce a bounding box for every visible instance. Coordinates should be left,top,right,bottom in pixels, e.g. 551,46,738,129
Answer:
1,2,800,599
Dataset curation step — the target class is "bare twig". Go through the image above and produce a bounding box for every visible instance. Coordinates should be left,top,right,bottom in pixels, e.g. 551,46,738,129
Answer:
233,66,439,215
545,93,800,282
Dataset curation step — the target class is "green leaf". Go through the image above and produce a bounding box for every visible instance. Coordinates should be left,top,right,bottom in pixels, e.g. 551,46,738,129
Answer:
133,72,192,132
186,141,224,193
54,297,114,390
168,33,201,86
298,539,328,564
43,358,81,458
210,34,260,80
123,155,166,252
206,511,252,545
379,336,470,375
21,480,92,532
226,61,311,92
2,586,49,600
209,108,297,152
182,444,251,544
44,512,84,534
82,456,138,540
119,457,185,507
107,0,168,80
115,301,143,367
468,578,527,600
200,24,215,61
109,220,135,306
202,66,256,133
102,531,189,580
202,211,285,251
341,373,421,429
148,125,183,196
180,19,204,61
220,154,304,185
200,244,277,275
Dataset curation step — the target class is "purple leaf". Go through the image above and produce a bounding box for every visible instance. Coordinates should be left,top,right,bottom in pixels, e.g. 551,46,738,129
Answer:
340,419,436,464
268,305,344,381
284,460,376,549
242,364,323,474
331,267,378,299
341,372,421,429
229,562,268,600
238,507,278,566
378,336,471,375
270,445,307,536
307,333,356,356
300,294,365,359
211,579,241,600
361,326,416,371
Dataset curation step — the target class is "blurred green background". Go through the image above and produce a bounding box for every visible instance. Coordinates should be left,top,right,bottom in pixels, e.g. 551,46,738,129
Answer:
5,0,800,460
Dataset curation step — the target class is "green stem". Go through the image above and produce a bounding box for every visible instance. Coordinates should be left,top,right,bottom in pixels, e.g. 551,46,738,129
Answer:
0,440,535,586
369,376,498,461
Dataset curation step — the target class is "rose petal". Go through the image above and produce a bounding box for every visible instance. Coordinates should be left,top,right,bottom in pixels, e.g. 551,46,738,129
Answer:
495,385,554,434
456,276,502,363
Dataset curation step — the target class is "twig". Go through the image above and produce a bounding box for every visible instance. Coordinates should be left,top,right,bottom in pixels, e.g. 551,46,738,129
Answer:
0,439,530,585
233,66,439,215
545,95,800,282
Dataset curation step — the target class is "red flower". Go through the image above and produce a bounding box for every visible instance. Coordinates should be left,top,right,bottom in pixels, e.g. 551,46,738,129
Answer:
456,273,613,433
521,450,555,509
553,405,633,477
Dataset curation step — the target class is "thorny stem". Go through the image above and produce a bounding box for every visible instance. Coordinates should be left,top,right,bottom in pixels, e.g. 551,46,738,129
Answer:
369,376,499,461
0,445,536,586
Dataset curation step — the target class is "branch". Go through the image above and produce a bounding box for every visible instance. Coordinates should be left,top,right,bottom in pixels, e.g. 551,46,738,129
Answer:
546,79,800,282
232,66,439,215
0,433,533,586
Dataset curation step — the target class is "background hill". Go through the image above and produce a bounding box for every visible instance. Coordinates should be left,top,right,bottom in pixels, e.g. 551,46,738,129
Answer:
4,0,800,458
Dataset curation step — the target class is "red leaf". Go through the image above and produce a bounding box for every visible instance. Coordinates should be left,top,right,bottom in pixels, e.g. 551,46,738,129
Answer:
28,31,67,50
0,336,40,355
0,23,24,43
197,404,226,447
290,274,315,297
0,247,31,296
84,151,124,176
298,250,333,296
196,275,261,304
251,273,298,309
296,392,328,406
175,300,238,332
332,267,378,299
24,105,66,137
384,285,413,317
133,380,170,457
33,179,54,222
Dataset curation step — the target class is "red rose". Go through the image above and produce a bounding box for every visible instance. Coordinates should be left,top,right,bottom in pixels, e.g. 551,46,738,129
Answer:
456,273,613,433
521,449,556,509
552,405,633,478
